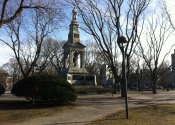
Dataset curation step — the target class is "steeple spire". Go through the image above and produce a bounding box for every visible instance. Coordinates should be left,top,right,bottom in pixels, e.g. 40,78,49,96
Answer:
72,7,78,21
67,7,80,44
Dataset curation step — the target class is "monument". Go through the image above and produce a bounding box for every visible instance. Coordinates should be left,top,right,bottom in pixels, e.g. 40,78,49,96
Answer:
172,49,175,87
60,7,96,85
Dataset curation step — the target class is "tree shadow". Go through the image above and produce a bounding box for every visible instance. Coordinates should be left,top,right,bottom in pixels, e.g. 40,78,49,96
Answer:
0,100,74,110
170,112,175,114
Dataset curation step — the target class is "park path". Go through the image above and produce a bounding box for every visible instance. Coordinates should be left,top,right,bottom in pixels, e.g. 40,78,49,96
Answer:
1,90,175,125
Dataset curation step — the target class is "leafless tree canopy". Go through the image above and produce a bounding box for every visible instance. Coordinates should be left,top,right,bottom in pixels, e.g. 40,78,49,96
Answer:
39,38,65,74
137,5,175,93
66,0,151,95
0,0,60,28
84,40,107,74
0,0,174,95
0,0,65,78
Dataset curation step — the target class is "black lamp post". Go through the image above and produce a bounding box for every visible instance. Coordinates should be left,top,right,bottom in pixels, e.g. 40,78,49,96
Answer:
117,36,129,119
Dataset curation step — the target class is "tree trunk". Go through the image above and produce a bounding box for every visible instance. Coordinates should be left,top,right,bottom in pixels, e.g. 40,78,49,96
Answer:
138,80,141,91
130,83,133,91
121,80,125,97
116,82,120,93
152,81,157,94
113,82,116,94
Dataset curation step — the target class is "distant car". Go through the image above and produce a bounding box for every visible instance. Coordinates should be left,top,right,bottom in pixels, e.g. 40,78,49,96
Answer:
131,86,138,90
105,85,112,88
141,86,149,90
157,86,163,89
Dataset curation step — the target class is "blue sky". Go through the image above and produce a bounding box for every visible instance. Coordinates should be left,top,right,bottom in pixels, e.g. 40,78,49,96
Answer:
0,12,90,66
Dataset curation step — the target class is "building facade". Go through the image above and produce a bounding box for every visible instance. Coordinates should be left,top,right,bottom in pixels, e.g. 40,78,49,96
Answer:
100,64,114,86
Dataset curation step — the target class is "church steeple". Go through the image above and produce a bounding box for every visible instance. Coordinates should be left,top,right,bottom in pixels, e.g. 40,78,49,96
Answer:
68,7,80,44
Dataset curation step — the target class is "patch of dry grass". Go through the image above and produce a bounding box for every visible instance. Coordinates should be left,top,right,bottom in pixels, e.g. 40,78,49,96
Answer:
87,104,175,125
0,100,73,124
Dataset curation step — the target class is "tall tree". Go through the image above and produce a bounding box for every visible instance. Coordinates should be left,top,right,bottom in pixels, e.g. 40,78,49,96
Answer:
1,58,21,85
157,61,173,87
66,0,151,96
137,7,174,94
0,68,7,86
39,38,66,75
0,2,64,78
0,0,56,28
162,0,175,31
84,40,106,74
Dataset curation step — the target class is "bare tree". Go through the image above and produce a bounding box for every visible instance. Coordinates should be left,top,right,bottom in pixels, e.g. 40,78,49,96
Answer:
66,0,151,96
0,68,7,86
0,3,64,78
84,40,106,74
39,38,65,75
161,0,175,31
157,61,173,88
84,40,111,86
1,58,21,85
0,0,58,28
128,56,142,91
137,8,175,94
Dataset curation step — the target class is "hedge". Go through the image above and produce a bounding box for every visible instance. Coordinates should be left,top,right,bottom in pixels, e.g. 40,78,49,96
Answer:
11,74,77,104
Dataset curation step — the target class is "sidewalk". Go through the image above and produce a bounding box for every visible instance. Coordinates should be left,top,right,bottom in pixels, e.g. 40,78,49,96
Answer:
1,91,175,125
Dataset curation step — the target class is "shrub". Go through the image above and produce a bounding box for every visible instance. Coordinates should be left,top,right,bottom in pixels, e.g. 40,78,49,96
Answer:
0,83,5,96
74,85,111,94
11,74,77,104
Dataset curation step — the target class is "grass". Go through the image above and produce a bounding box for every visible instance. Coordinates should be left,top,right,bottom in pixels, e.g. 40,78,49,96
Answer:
87,104,175,125
1,101,174,125
0,100,73,124
0,88,174,124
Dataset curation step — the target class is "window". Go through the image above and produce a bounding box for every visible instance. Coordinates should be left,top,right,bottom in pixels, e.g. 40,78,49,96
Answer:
74,34,79,38
73,75,84,80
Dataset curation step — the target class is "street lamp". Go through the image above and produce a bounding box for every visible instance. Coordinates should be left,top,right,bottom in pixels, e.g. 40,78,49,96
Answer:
117,36,129,119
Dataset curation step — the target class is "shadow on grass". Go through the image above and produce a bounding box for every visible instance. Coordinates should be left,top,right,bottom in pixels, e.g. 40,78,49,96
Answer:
170,112,175,114
0,100,73,110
